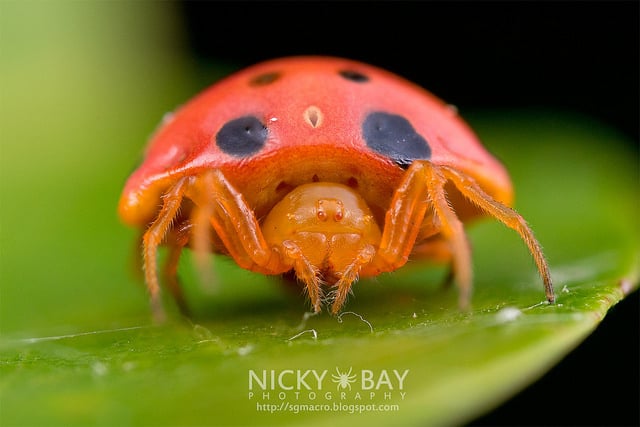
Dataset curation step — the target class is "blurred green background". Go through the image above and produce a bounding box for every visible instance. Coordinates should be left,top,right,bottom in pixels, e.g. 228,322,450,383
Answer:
1,2,637,427
1,2,190,332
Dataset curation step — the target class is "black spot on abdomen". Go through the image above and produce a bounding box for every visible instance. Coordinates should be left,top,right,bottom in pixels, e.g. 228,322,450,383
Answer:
249,72,280,86
362,111,431,169
339,69,369,83
216,116,268,157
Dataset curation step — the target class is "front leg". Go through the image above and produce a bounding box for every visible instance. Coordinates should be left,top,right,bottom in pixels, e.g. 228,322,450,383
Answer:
367,161,473,308
330,244,376,314
280,240,324,313
143,177,190,321
143,169,309,319
186,169,291,276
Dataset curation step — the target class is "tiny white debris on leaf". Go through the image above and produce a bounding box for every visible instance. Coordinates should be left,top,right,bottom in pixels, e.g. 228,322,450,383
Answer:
524,300,550,310
192,324,220,344
237,344,254,356
562,285,570,293
496,307,522,323
17,325,149,344
336,311,374,333
288,329,318,341
412,312,418,319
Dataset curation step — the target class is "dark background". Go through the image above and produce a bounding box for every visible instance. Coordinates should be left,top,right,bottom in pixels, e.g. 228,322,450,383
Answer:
178,2,638,425
180,1,638,143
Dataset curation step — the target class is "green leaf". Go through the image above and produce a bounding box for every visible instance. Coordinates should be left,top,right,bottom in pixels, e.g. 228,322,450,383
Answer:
1,2,637,427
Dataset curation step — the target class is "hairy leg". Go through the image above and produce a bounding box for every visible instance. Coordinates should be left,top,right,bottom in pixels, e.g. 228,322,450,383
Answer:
330,244,376,314
368,161,473,308
142,177,190,320
187,170,286,274
440,165,555,302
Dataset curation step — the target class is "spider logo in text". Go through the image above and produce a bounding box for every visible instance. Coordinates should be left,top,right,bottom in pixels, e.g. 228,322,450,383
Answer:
331,367,357,390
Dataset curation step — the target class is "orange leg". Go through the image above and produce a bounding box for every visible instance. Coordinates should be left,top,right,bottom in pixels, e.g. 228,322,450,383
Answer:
280,240,324,312
371,161,469,287
369,160,554,308
373,162,433,270
143,170,330,316
439,165,555,303
423,163,473,308
367,161,479,309
163,242,189,315
188,171,335,310
186,170,286,274
162,220,193,315
330,244,376,314
142,177,190,321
